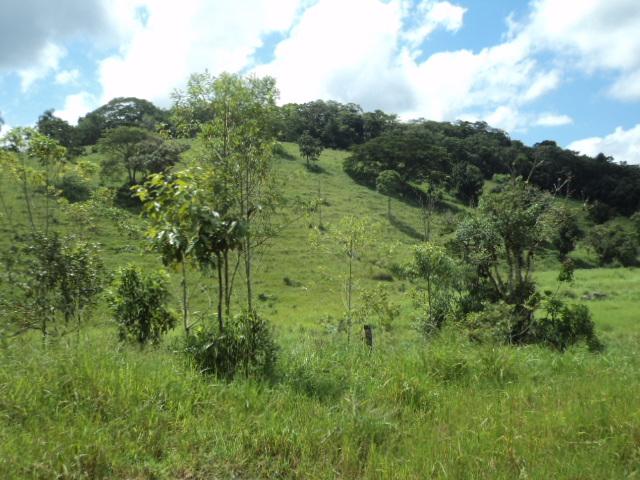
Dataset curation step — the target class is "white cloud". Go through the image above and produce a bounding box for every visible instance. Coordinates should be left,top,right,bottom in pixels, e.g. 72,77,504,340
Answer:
97,0,302,106
18,44,66,92
567,124,640,165
534,113,573,127
400,1,467,53
255,0,404,107
56,92,100,125
427,1,466,31
55,69,81,85
524,0,640,101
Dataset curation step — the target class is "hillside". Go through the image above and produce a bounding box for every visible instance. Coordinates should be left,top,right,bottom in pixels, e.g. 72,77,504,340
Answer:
2,137,640,479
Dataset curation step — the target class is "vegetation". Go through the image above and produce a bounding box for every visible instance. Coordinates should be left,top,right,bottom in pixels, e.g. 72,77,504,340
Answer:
2,72,640,478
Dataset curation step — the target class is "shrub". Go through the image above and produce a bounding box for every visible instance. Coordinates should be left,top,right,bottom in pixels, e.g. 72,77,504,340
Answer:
537,299,604,352
184,312,278,379
109,265,177,346
55,174,91,203
587,223,638,266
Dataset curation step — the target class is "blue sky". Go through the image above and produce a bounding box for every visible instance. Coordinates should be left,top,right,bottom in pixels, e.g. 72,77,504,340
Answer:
1,0,640,163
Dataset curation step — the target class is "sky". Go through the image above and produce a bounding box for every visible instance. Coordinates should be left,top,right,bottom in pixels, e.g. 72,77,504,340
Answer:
1,0,640,163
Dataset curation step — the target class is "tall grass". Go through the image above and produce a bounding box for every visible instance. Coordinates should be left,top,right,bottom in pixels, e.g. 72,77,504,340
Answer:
2,325,639,479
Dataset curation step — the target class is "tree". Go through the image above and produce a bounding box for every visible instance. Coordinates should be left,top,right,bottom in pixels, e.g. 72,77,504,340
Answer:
109,265,177,346
344,134,451,188
98,127,184,185
451,175,603,349
99,126,151,184
297,130,323,168
76,97,169,145
405,243,458,335
452,175,554,343
37,109,82,157
450,162,483,205
0,130,105,340
171,71,281,313
586,223,638,266
136,170,248,333
549,204,583,257
376,169,404,217
311,216,380,342
1,234,104,340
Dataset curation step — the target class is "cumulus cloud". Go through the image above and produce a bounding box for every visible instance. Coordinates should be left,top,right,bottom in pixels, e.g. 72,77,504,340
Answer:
97,0,301,106
0,0,114,69
17,44,66,91
534,113,573,127
56,92,100,125
55,69,81,86
568,125,640,165
524,0,640,101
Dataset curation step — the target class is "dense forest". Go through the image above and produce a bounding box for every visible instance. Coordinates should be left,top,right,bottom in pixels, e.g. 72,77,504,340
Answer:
29,93,640,218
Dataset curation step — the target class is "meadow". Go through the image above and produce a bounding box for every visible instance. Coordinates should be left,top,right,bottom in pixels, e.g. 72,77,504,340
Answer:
1,143,639,479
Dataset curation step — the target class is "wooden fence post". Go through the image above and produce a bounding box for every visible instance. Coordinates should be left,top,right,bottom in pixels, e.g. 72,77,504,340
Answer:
364,324,373,350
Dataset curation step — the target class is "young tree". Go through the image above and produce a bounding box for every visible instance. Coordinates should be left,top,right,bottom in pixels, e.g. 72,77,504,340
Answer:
0,130,105,340
405,243,458,335
549,203,583,257
450,161,483,205
136,170,248,333
376,169,404,217
297,130,323,168
109,265,177,346
311,215,380,342
171,71,281,313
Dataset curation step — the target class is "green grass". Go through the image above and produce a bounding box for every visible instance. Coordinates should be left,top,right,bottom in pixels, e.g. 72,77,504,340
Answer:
2,143,640,478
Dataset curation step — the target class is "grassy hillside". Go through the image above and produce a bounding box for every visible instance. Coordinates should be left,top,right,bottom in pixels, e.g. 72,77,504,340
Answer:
1,142,640,479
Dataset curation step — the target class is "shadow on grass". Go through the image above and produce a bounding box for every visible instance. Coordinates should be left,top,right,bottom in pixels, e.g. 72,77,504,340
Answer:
388,215,424,241
305,163,331,175
278,149,298,161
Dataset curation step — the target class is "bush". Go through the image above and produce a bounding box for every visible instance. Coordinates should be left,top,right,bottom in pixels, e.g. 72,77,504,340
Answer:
56,174,91,203
109,265,177,346
587,223,638,266
463,302,519,345
184,312,278,379
537,299,604,352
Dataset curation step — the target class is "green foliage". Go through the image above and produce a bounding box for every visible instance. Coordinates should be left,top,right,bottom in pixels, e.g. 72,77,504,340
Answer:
297,130,323,168
36,109,83,158
453,176,553,307
405,243,459,335
450,161,483,205
1,234,104,338
587,201,615,224
586,223,638,266
76,97,169,145
310,215,381,341
357,284,400,332
172,71,281,312
279,100,397,149
344,134,450,188
537,299,604,352
136,170,248,331
109,265,177,345
55,173,91,203
463,302,519,345
549,203,583,257
184,311,278,379
98,126,154,185
376,169,404,216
